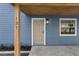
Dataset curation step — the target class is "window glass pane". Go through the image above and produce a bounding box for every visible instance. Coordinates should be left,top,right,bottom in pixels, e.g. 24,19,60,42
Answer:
60,18,76,36
61,20,75,34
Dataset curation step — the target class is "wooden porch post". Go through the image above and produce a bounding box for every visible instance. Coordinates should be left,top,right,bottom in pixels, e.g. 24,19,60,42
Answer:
14,4,20,56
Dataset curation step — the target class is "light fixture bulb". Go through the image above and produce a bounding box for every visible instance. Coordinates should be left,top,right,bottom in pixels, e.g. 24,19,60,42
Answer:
46,20,49,24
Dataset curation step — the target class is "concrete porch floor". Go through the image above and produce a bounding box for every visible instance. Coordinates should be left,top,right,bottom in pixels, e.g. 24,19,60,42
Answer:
29,46,79,56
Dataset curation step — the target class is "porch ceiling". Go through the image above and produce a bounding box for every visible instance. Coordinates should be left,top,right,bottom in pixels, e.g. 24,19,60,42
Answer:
19,3,79,15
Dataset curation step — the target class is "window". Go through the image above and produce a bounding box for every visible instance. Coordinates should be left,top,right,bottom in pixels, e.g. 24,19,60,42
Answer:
59,18,77,36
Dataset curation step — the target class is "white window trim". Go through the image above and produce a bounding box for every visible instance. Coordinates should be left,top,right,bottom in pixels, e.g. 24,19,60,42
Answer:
59,18,77,36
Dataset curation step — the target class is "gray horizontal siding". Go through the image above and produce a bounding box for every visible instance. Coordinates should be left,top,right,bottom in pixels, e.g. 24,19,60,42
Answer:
32,15,79,46
0,3,31,46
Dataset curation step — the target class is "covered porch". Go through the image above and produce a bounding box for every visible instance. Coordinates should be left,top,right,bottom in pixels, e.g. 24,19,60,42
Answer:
14,3,79,56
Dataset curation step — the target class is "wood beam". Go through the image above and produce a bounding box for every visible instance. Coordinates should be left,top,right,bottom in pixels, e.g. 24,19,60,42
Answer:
14,4,20,56
19,3,79,7
19,3,79,15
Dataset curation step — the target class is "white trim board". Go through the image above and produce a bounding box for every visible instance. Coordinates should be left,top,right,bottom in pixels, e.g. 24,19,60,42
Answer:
31,18,46,46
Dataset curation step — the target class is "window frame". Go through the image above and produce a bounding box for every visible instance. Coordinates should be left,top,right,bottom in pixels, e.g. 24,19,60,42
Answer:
59,18,77,36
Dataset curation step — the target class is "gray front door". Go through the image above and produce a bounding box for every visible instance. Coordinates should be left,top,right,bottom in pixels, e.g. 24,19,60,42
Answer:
33,18,45,46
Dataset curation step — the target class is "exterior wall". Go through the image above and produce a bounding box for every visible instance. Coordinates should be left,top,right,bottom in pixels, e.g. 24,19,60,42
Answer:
20,12,31,46
32,15,79,46
1,3,79,46
0,3,15,46
0,3,31,46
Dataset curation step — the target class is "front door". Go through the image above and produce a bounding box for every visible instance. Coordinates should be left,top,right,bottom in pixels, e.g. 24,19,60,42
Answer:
32,18,46,46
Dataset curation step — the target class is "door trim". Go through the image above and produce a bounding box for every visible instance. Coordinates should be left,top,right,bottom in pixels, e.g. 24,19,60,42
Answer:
31,18,46,46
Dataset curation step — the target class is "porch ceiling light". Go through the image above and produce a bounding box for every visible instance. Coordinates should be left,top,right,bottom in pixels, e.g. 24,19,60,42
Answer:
46,19,49,24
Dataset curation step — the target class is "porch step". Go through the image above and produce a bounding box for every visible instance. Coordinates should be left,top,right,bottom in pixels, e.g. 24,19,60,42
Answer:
29,46,79,56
